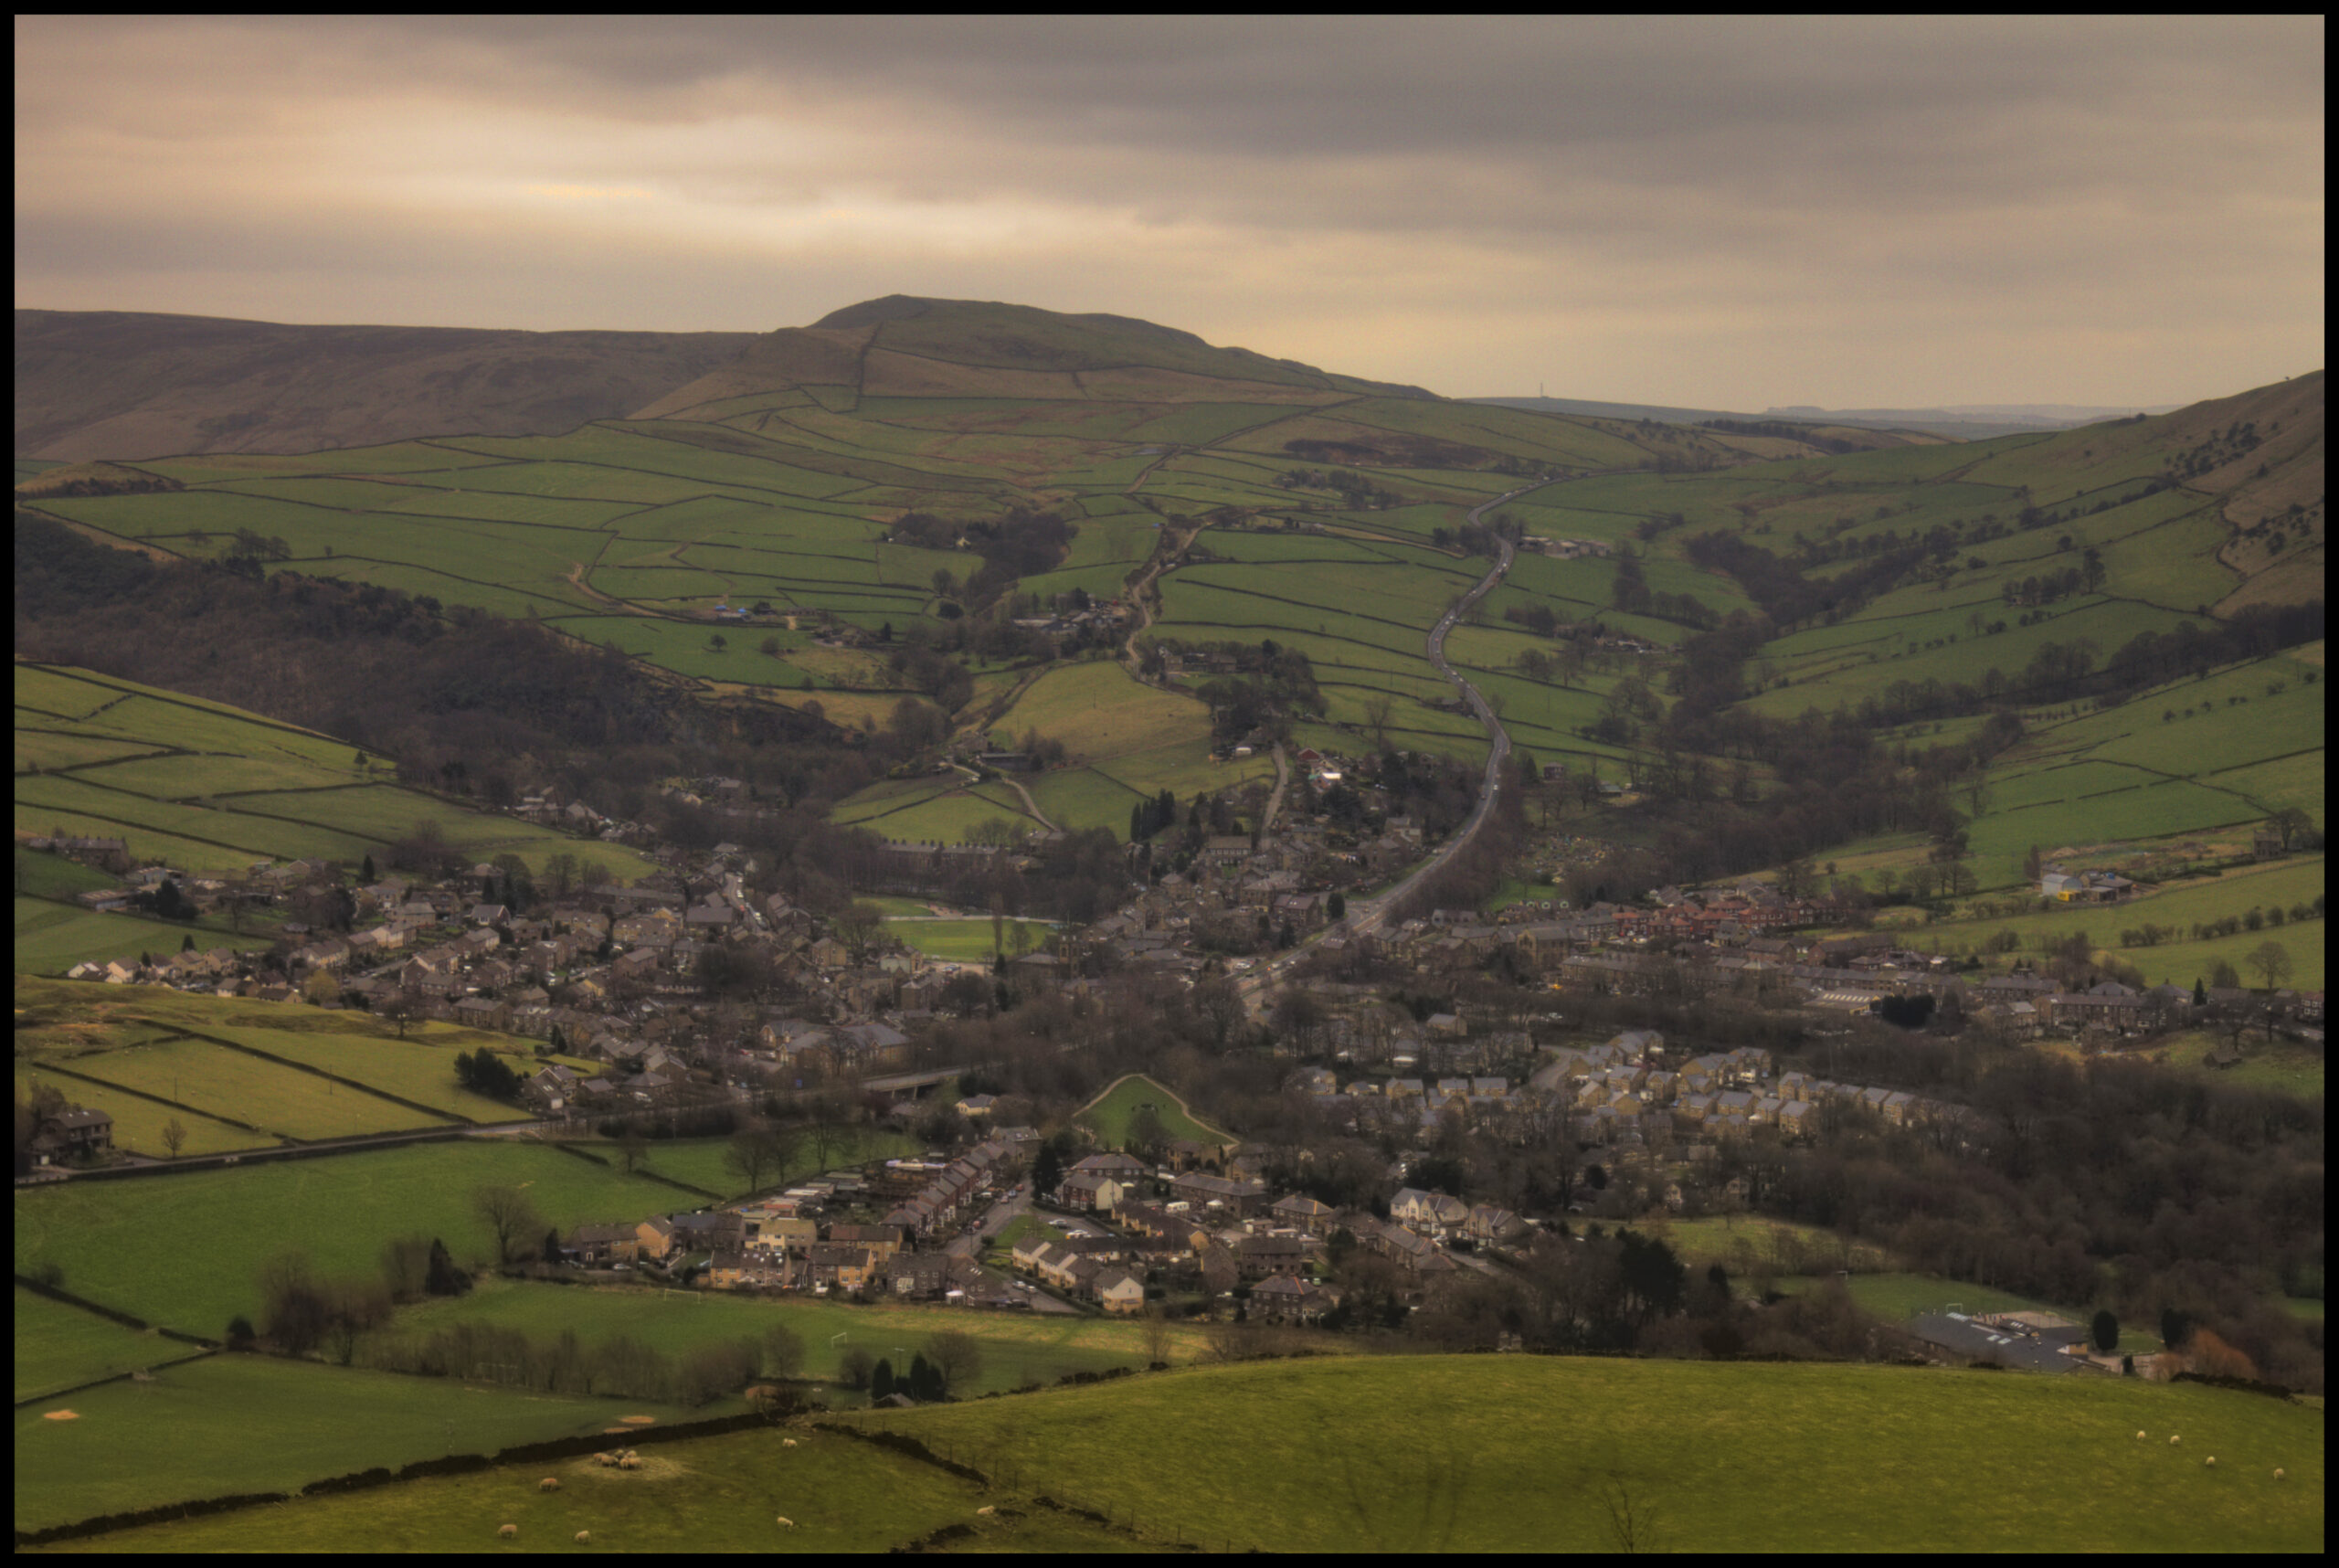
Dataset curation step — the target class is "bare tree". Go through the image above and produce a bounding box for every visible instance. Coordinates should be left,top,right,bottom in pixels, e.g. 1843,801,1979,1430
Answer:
1363,692,1395,750
2245,939,2293,991
725,1124,788,1196
1141,1305,1173,1367
925,1330,983,1393
473,1184,543,1265
617,1127,650,1174
161,1116,187,1158
1599,1477,1664,1553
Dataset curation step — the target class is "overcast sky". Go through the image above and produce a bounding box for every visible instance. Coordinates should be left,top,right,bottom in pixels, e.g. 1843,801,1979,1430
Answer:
15,16,2324,408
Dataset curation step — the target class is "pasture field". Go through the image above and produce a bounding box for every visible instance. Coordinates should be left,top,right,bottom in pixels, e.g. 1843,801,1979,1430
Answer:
13,896,274,976
29,1419,1143,1555
15,663,652,882
2148,1031,2327,1099
990,660,1214,763
857,1355,2323,1552
365,1277,1225,1399
886,917,1055,963
1635,1214,1896,1274
1908,857,2324,980
12,1141,689,1340
166,1022,539,1124
46,1036,456,1143
13,1354,710,1533
1024,766,1149,837
11,1065,270,1159
14,1289,192,1404
1074,1074,1231,1150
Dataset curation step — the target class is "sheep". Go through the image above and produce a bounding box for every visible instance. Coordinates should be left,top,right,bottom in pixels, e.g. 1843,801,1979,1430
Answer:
2136,1431,2148,1440
977,1506,997,1518
619,1456,642,1470
498,1524,518,1540
575,1531,593,1545
781,1437,798,1448
2169,1434,2182,1446
593,1450,617,1467
540,1477,562,1492
775,1516,795,1529
2274,1467,2287,1481
2205,1457,2217,1467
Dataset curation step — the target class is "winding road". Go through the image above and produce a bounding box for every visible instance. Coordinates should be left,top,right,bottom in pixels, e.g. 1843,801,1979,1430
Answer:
1241,477,1567,999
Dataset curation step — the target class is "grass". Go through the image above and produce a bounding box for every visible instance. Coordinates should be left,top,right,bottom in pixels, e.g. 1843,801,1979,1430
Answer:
853,1355,2323,1552
368,1277,1222,1397
885,917,1054,962
14,1289,192,1403
12,1353,709,1532
1074,1074,1231,1150
12,896,276,976
29,1418,1145,1554
12,1141,691,1340
45,1036,453,1142
1637,1214,1897,1274
12,1065,270,1159
16,663,653,882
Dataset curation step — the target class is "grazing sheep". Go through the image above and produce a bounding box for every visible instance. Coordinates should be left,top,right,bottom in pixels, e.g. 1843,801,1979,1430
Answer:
2204,1457,2216,1467
2136,1431,2147,1440
2169,1435,2182,1445
2274,1467,2286,1480
498,1524,518,1540
619,1456,642,1470
593,1451,617,1467
781,1438,798,1448
575,1531,592,1545
977,1506,996,1518
775,1516,795,1529
540,1477,562,1492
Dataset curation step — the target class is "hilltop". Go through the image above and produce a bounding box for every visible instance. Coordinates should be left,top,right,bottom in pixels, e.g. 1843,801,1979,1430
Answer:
13,311,760,461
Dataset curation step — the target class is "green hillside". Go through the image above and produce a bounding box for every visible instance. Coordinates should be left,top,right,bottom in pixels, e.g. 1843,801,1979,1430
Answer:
14,662,652,969
41,1356,2324,1552
16,303,2321,853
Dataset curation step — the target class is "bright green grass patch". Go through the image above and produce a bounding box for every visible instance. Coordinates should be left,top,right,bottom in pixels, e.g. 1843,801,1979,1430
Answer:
1026,766,1149,838
885,917,1055,963
858,1355,2323,1552
993,661,1214,764
12,1141,690,1338
12,1354,708,1532
32,1419,1131,1555
171,1024,536,1124
1075,1074,1230,1150
13,1289,191,1403
57,1036,453,1141
2153,1031,2329,1099
368,1277,1221,1399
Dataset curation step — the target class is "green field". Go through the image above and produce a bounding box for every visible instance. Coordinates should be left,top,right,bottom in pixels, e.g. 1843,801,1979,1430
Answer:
12,1141,691,1340
11,896,276,977
28,1417,1142,1554
14,1354,709,1533
14,1289,193,1404
15,662,652,884
885,916,1055,962
852,1356,2323,1552
1074,1074,1231,1150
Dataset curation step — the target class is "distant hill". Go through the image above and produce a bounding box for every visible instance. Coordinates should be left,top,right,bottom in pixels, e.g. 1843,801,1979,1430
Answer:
632,293,1437,419
1471,394,2186,441
13,310,761,461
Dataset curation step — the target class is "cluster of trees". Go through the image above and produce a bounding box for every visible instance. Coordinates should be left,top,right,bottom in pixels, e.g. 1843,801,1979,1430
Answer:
363,1319,799,1406
453,1047,524,1101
